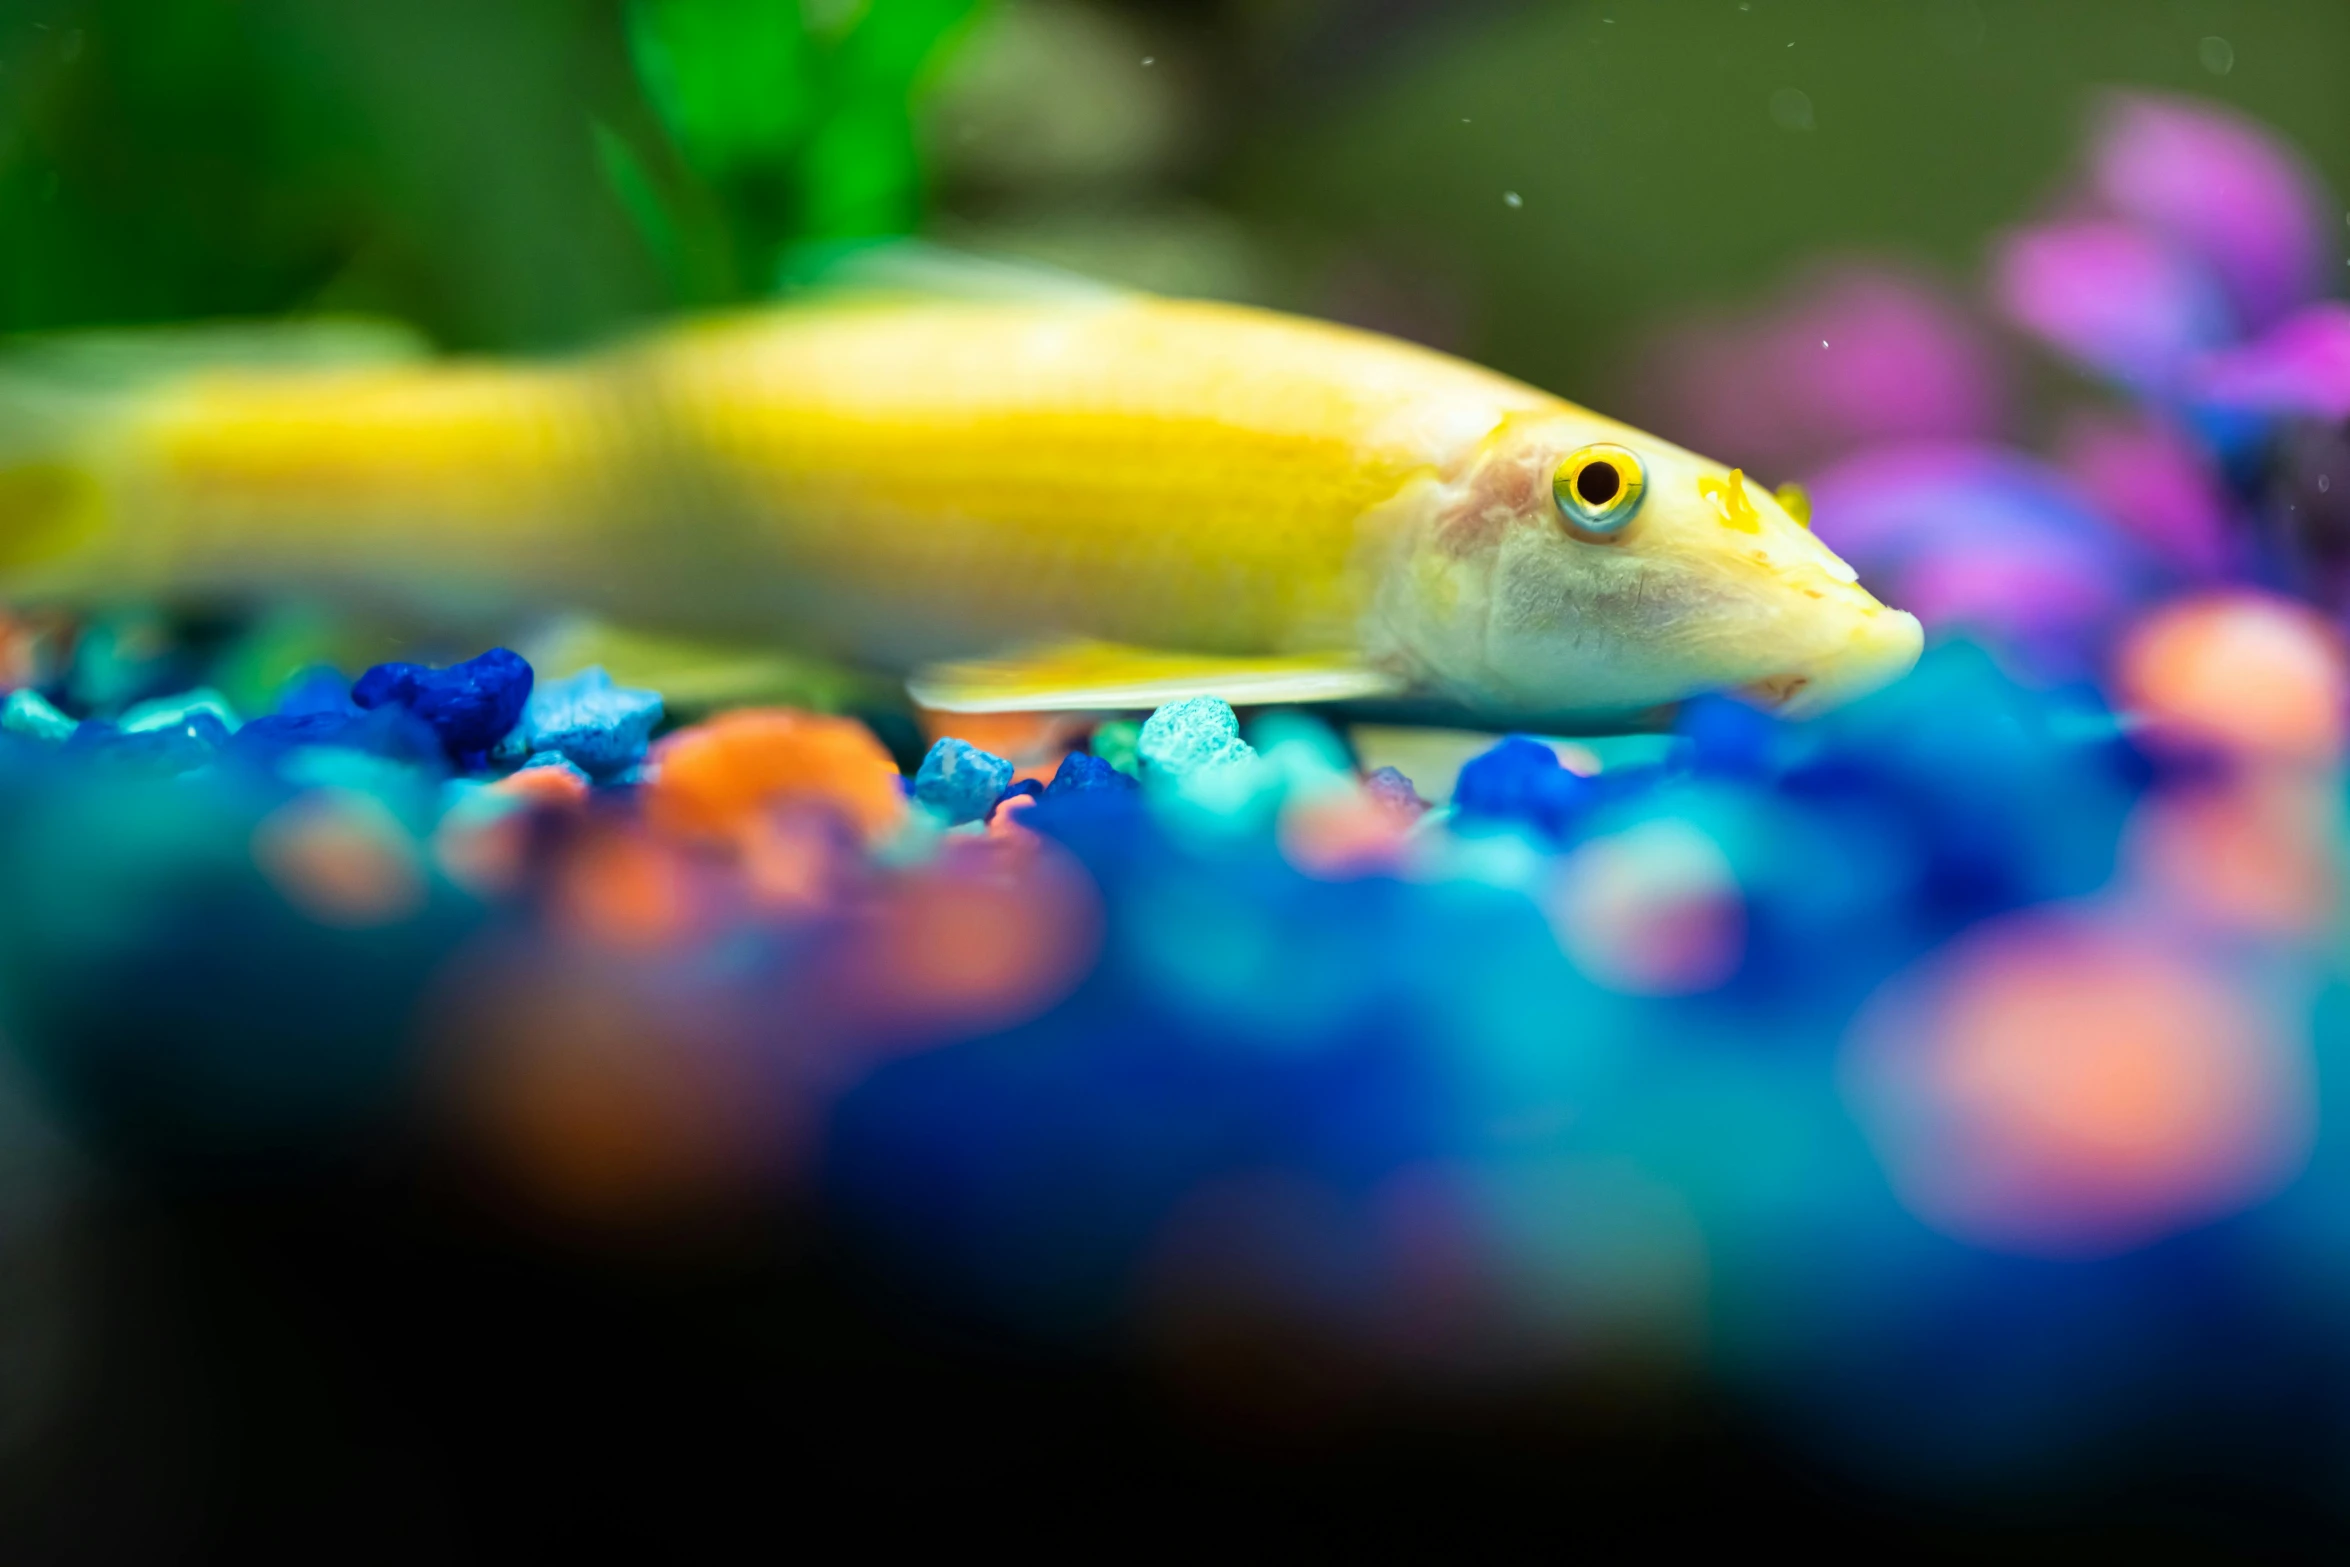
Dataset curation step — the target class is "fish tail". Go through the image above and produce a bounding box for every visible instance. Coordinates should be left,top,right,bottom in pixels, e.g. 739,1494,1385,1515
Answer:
0,368,120,590
0,319,429,596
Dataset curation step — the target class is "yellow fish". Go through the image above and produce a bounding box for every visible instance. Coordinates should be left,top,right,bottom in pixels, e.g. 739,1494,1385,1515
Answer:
0,279,1920,724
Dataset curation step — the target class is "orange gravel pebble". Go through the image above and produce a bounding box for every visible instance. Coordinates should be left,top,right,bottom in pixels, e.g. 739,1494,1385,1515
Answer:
916,708,1092,768
2118,592,2347,763
493,765,592,806
647,708,905,845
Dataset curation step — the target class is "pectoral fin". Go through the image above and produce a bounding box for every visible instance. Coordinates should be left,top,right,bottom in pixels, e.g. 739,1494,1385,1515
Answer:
777,239,1129,305
519,618,895,716
909,640,1405,713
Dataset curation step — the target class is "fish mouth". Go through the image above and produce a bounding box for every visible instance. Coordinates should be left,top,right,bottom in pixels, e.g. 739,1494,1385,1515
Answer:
1738,608,1925,718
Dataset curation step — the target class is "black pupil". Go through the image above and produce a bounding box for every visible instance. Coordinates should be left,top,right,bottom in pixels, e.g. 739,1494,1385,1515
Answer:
1575,461,1622,507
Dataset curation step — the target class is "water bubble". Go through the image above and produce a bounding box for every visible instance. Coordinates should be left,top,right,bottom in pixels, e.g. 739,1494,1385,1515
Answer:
1769,88,1815,131
2321,476,2332,493
1141,56,1155,67
1503,191,1524,209
2199,36,2234,75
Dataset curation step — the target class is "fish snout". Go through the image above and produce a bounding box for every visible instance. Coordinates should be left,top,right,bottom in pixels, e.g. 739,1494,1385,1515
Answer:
1743,607,1924,718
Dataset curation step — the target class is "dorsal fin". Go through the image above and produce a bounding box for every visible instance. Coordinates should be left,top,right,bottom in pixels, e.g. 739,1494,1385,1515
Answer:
775,238,1129,306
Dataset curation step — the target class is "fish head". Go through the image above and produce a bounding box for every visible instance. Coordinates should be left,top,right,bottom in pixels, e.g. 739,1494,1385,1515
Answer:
1390,411,1922,719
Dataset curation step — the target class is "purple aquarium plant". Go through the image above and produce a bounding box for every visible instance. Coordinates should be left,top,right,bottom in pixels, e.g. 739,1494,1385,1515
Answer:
1634,260,2006,480
1639,89,2349,668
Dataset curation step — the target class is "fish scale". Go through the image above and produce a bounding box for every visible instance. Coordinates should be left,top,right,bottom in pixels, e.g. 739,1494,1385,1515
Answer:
0,288,1921,722
650,298,1533,658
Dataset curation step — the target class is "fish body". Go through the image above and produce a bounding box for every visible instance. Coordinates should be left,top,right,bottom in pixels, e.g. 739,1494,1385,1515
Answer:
4,292,1921,721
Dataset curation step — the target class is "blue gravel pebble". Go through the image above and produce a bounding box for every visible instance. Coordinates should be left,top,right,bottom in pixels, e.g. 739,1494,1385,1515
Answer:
226,705,446,771
351,648,533,760
1451,735,1594,841
274,666,355,717
914,737,1016,825
504,665,663,778
1137,696,1256,777
991,777,1045,819
1044,750,1139,797
1677,694,1781,779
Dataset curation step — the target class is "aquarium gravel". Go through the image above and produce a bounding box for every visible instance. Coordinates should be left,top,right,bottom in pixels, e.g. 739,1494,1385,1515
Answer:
0,575,2343,1495
3,82,2350,1516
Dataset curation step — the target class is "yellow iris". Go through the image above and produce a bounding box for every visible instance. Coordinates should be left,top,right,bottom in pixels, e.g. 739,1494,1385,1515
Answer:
1553,443,1646,535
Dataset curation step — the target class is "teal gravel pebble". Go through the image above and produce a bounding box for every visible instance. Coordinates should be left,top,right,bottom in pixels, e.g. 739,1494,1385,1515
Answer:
2,689,76,744
1137,696,1257,777
494,665,662,777
913,737,1015,825
120,687,241,735
1090,720,1142,778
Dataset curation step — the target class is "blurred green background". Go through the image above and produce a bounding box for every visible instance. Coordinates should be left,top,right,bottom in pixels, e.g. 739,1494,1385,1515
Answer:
0,0,2342,416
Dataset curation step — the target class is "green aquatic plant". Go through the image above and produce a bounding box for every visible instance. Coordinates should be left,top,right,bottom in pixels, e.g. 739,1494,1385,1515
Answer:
0,0,987,345
616,0,989,294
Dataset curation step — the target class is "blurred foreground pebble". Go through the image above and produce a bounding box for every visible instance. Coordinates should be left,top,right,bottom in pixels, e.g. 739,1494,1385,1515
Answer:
0,583,2344,1502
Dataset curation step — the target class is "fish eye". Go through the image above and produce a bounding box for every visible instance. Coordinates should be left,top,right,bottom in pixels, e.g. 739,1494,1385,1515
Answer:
1553,443,1646,537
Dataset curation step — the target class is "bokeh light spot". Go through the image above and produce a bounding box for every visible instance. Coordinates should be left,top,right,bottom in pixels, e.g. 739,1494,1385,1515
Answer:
1847,913,2314,1257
